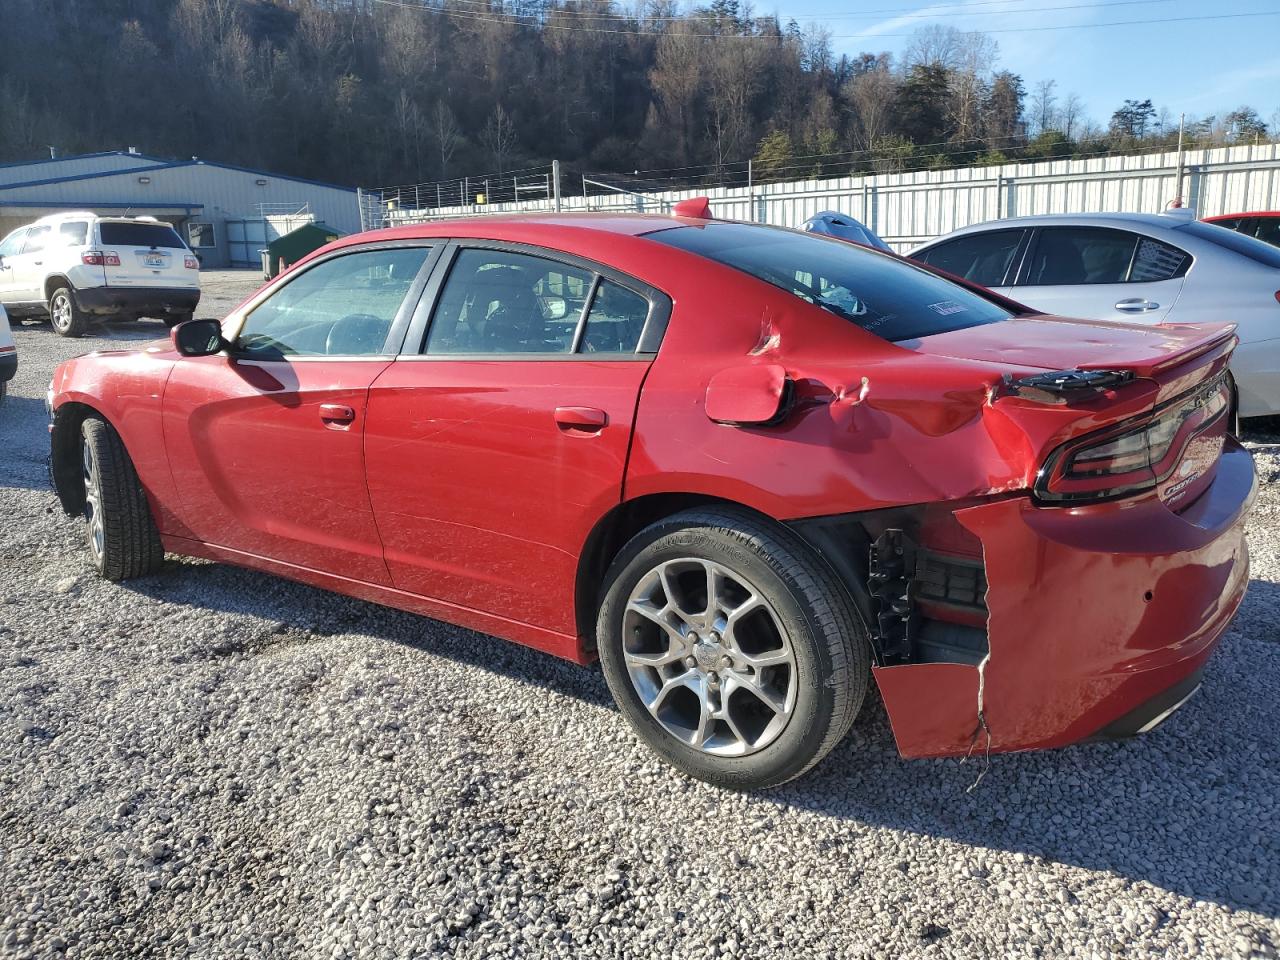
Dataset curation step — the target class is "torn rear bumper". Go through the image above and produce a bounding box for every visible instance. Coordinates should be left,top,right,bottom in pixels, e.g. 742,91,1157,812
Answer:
874,437,1256,759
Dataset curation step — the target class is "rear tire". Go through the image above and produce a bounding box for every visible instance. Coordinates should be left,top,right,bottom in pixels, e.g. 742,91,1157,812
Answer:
49,286,88,337
80,416,164,581
596,507,870,790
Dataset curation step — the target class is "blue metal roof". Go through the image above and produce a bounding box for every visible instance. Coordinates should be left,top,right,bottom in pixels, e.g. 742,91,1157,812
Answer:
0,155,356,193
0,150,161,170
0,199,203,210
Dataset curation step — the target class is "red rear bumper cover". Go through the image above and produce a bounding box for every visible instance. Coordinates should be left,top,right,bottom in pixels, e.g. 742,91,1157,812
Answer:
875,437,1256,759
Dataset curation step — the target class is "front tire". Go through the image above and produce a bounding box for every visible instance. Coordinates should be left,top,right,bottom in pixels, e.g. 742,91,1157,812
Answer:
80,416,164,581
596,508,870,789
49,287,88,337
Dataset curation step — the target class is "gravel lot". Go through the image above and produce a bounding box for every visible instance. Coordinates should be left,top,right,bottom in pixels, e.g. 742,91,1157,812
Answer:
1,269,1277,959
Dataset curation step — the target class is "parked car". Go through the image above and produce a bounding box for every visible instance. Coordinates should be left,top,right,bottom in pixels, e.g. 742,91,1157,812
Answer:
48,211,1255,788
0,305,14,402
909,211,1280,418
1202,211,1280,249
800,210,892,251
0,212,201,337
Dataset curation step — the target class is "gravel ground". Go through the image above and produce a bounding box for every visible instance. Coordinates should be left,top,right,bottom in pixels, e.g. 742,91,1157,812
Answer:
1,270,1277,959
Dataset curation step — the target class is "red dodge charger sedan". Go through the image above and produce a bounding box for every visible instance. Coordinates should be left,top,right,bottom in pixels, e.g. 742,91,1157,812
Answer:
48,208,1255,788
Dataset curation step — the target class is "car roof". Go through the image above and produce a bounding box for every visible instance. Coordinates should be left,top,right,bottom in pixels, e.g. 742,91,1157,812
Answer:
1203,211,1280,220
346,212,702,245
918,211,1195,245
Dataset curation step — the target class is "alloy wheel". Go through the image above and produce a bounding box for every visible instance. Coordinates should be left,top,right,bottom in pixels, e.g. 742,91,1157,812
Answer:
82,437,105,562
622,558,797,756
51,293,72,333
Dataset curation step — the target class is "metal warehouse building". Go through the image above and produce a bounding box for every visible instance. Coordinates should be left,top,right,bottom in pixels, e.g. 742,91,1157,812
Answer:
0,150,362,268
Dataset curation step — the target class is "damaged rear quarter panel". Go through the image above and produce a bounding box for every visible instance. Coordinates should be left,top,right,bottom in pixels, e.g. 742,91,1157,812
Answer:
876,441,1255,759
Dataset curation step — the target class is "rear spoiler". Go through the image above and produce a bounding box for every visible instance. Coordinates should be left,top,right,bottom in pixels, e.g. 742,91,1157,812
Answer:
1075,323,1237,378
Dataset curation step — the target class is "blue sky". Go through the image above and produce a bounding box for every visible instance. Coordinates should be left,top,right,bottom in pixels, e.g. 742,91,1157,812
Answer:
768,0,1280,130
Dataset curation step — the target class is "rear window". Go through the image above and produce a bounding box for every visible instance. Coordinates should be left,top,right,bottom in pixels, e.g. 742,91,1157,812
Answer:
1176,220,1280,268
99,221,186,249
649,223,1012,341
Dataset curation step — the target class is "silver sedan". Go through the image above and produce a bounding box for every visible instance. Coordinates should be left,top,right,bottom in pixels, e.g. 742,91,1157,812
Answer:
910,211,1280,418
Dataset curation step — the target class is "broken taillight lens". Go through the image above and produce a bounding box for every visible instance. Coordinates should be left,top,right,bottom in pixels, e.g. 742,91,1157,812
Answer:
1035,375,1229,503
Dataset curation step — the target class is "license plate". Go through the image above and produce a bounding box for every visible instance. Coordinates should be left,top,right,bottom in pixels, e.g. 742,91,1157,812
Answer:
143,253,165,268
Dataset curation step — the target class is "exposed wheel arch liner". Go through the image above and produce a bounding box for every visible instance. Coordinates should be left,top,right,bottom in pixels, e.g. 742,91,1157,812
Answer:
50,400,103,514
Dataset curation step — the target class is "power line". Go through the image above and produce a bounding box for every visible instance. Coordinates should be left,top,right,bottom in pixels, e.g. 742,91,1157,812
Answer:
373,0,1280,40
421,0,1179,24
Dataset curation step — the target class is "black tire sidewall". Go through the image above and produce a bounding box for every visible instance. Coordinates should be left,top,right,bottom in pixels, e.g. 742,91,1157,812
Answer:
50,287,85,337
597,515,861,789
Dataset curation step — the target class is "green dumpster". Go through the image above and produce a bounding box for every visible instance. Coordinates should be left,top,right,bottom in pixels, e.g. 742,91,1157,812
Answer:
264,222,343,278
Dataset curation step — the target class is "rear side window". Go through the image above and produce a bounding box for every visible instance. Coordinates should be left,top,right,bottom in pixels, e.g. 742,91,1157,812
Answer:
57,222,88,247
1251,218,1280,249
581,280,650,353
649,223,1011,342
1176,220,1280,268
1023,227,1189,285
912,230,1024,287
99,221,186,249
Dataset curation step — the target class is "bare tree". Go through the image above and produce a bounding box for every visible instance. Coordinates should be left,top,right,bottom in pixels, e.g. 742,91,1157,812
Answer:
844,67,897,151
482,103,518,173
432,102,461,178
1059,93,1085,139
1030,79,1057,136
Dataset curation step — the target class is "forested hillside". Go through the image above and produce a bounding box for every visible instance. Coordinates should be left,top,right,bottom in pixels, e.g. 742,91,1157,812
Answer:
0,0,1271,190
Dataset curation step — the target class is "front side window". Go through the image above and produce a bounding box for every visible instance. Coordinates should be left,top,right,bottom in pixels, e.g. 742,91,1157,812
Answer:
236,246,430,358
21,226,50,255
424,249,594,355
913,230,1024,287
649,223,1011,342
0,229,26,257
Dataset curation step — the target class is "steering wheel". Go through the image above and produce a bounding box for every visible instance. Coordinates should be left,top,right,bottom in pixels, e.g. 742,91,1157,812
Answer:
326,313,389,356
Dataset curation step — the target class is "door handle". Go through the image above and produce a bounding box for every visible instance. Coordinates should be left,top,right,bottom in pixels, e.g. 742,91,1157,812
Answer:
319,402,356,426
1115,298,1159,312
554,405,608,432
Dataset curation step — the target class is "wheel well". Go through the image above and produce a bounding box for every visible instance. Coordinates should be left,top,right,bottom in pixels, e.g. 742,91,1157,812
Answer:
574,493,754,648
44,275,73,303
49,401,100,514
573,493,876,653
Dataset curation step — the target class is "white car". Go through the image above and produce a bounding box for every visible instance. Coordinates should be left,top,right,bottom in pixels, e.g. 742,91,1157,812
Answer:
910,211,1280,418
0,304,14,402
0,212,201,337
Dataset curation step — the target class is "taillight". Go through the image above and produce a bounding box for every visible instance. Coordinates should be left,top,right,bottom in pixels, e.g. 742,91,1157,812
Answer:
1274,290,1280,305
1035,375,1229,503
184,255,199,270
82,250,103,265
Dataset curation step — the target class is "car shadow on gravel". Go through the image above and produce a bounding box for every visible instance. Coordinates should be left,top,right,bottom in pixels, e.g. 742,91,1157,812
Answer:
118,558,1278,919
0,396,57,490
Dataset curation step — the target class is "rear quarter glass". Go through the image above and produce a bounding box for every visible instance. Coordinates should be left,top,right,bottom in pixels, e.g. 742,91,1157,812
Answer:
648,223,1012,341
1175,220,1280,268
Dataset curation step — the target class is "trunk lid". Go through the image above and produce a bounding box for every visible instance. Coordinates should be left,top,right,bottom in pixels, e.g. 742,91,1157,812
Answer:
97,219,198,290
906,315,1235,378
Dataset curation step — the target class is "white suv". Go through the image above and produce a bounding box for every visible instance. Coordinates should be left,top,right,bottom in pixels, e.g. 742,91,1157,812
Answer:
0,304,14,402
0,213,201,337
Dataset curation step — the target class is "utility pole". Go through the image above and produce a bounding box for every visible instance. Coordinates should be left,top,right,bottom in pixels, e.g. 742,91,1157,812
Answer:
1174,113,1186,209
747,159,754,222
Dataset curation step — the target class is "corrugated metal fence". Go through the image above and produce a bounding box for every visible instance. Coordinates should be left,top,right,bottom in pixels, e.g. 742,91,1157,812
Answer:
366,143,1280,252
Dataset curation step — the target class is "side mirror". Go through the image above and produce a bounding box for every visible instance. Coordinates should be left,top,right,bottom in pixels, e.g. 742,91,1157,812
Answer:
705,364,791,426
172,318,226,357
